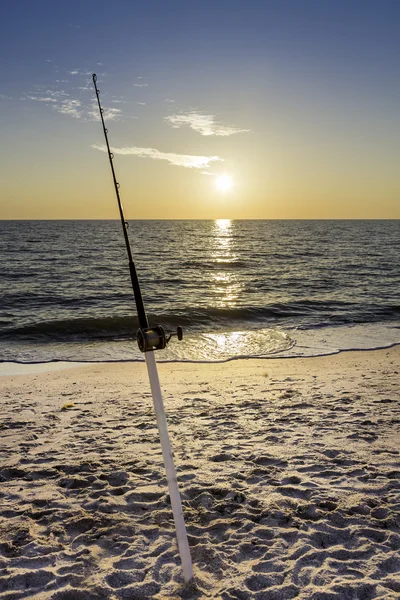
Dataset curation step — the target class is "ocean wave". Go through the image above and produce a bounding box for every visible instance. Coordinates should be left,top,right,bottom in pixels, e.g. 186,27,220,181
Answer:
181,259,250,270
1,300,399,342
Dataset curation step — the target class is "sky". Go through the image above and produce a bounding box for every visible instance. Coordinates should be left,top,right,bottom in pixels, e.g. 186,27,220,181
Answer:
0,0,399,219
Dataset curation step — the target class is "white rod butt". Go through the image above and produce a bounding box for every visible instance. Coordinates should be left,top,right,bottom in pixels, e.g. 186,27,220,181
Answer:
144,351,194,583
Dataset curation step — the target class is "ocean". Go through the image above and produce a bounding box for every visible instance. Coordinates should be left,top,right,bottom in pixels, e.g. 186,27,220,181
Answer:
0,219,399,364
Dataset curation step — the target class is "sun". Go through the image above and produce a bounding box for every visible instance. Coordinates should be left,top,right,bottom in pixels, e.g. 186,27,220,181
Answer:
216,174,233,192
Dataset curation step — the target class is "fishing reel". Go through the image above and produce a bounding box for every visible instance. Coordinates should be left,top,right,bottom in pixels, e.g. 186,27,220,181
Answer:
137,325,183,353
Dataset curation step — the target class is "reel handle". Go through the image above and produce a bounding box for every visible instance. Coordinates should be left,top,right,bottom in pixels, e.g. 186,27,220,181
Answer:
168,326,183,342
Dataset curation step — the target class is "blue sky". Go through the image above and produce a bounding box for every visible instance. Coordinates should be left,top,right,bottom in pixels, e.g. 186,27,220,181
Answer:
1,0,399,218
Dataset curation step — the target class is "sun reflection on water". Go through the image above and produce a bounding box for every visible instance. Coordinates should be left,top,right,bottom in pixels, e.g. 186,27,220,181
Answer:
211,219,242,307
167,329,294,361
215,218,231,231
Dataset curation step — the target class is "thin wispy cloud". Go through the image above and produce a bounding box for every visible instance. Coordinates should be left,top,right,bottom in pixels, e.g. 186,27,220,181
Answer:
165,112,250,136
46,89,69,98
23,69,124,123
54,99,82,119
48,99,122,122
24,88,71,105
87,103,122,121
68,69,92,76
27,95,58,103
92,144,222,170
133,83,148,87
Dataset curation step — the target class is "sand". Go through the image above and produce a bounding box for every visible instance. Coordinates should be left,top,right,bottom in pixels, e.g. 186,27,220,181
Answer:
0,347,399,599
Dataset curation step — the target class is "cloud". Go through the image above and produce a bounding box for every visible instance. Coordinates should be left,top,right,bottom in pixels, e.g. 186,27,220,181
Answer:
25,88,70,104
136,102,146,106
133,83,148,87
67,68,92,76
165,112,249,136
92,144,222,169
23,68,126,123
54,99,82,119
45,89,70,98
87,103,122,121
27,95,58,103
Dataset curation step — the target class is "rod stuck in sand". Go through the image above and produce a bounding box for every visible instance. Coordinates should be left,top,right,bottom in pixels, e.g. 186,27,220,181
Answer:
92,73,193,583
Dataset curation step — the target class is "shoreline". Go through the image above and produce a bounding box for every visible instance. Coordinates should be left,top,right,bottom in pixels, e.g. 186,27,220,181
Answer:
1,341,400,377
2,322,399,368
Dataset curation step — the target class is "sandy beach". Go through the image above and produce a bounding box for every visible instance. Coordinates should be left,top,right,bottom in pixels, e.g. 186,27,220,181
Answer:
0,347,399,599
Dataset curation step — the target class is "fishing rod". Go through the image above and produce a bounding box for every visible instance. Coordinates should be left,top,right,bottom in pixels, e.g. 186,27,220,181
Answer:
92,73,193,583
